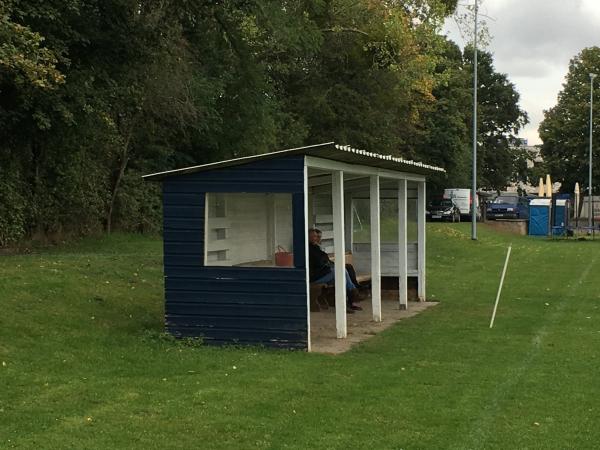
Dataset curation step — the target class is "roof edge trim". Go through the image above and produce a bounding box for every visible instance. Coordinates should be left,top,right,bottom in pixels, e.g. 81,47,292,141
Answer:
143,142,334,181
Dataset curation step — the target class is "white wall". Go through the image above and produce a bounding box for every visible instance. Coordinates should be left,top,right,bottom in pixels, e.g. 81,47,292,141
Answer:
352,242,418,277
205,193,294,266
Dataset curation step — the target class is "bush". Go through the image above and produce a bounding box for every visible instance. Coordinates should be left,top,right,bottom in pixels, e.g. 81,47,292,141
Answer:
0,174,27,246
113,169,162,234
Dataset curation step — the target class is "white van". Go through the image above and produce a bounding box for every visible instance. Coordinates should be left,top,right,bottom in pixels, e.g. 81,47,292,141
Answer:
443,188,480,219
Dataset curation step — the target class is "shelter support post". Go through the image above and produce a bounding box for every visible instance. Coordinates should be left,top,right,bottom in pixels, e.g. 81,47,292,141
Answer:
370,175,382,321
344,193,353,252
417,181,426,301
303,163,311,351
398,179,408,310
266,195,276,263
332,170,347,338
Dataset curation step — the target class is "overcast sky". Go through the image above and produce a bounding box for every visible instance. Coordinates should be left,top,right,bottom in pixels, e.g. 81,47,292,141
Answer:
443,0,600,145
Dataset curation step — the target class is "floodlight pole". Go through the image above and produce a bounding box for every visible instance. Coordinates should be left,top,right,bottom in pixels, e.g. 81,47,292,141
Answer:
471,0,479,240
589,73,597,229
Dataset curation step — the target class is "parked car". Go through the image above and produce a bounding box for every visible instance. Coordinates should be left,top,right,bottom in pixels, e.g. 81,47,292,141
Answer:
427,198,461,222
486,195,530,220
443,188,480,219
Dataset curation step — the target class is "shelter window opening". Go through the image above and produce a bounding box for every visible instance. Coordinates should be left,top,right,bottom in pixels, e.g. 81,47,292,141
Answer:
205,193,294,267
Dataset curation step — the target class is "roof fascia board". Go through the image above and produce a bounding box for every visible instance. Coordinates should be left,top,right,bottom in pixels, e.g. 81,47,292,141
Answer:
305,156,426,182
143,142,335,180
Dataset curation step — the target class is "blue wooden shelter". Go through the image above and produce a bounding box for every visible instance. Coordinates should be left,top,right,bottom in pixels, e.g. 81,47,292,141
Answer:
144,143,444,350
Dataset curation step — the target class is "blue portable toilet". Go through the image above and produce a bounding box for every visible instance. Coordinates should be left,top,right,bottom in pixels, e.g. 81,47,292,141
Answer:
529,198,552,236
552,198,570,235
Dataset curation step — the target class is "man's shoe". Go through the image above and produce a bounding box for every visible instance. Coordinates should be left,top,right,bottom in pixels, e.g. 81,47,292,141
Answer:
350,304,363,311
346,307,355,314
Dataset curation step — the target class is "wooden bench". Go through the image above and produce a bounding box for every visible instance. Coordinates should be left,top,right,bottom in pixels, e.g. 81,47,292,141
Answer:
309,283,330,312
309,252,371,311
356,274,371,286
329,252,371,287
309,274,372,311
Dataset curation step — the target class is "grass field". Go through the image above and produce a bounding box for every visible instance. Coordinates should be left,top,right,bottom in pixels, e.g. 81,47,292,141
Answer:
2,225,600,449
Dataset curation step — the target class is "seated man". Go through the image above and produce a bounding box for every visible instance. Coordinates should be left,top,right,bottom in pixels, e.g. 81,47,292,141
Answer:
308,228,362,313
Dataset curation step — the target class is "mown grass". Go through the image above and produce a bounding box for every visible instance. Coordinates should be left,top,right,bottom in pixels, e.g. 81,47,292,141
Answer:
2,227,600,449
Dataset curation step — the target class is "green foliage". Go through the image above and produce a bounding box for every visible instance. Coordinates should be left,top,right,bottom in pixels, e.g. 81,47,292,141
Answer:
1,0,199,239
0,14,64,89
539,46,600,193
0,0,527,244
419,41,528,193
113,170,162,234
415,39,471,191
283,0,447,155
463,47,529,190
0,167,27,245
141,329,204,348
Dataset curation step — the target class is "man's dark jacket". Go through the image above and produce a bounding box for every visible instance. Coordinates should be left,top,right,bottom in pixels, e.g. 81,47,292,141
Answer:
308,243,332,282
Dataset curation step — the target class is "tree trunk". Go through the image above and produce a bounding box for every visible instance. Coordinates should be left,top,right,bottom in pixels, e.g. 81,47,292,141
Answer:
105,136,131,234
30,138,45,238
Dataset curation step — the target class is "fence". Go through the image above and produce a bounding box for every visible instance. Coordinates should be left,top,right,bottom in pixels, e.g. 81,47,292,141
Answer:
577,196,600,220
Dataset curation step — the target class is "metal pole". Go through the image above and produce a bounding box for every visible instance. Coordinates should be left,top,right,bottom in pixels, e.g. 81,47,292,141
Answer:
471,0,479,240
589,73,596,229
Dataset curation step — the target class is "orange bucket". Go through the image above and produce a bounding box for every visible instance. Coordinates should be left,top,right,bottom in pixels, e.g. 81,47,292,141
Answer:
275,245,293,267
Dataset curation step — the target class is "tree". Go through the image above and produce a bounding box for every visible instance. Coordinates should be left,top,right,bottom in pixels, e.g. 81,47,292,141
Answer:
413,38,471,191
415,41,528,193
463,47,528,191
77,1,202,232
0,1,73,244
0,1,209,237
539,46,600,194
4,0,525,245
279,0,454,156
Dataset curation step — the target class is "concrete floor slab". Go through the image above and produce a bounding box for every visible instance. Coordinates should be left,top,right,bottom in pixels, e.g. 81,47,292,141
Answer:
310,294,438,354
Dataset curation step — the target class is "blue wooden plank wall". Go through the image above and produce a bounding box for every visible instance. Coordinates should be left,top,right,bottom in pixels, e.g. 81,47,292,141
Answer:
161,156,308,349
